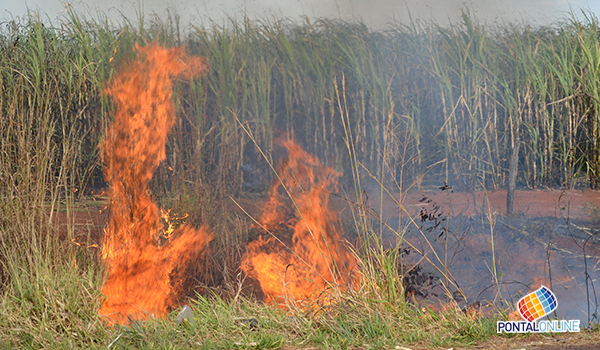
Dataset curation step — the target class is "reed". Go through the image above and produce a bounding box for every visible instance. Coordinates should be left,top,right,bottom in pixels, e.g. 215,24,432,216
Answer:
5,9,600,201
175,10,600,193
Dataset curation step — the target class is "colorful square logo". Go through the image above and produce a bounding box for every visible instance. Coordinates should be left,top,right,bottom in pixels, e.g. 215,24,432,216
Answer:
517,285,557,322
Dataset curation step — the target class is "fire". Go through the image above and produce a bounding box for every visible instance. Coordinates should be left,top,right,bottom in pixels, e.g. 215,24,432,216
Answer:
241,138,358,306
99,43,212,324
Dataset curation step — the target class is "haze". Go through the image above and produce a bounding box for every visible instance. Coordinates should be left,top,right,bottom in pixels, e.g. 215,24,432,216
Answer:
2,0,600,28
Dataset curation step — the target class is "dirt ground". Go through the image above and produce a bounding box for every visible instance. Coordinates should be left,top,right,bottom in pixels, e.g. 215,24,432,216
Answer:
55,192,109,248
280,330,600,350
68,188,600,241
297,331,600,349
381,188,600,220
450,331,600,350
463,330,600,350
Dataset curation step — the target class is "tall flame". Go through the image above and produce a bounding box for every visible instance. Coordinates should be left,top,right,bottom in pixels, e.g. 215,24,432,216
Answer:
241,138,358,306
99,43,212,324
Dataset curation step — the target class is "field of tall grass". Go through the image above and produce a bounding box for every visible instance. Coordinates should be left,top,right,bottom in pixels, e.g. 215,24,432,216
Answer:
1,7,600,348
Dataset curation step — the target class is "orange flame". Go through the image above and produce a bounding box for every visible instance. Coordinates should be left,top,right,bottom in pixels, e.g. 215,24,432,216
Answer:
241,138,358,306
99,43,212,324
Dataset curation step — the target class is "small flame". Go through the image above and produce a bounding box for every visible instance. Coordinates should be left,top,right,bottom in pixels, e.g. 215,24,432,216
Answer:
241,138,358,306
99,43,212,324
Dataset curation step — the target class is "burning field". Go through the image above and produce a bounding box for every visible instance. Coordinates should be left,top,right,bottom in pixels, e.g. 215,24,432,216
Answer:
99,43,213,324
97,43,360,322
240,137,359,307
5,9,600,348
96,40,600,327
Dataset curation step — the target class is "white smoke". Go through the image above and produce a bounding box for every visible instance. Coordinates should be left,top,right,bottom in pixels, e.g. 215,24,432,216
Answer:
2,0,597,30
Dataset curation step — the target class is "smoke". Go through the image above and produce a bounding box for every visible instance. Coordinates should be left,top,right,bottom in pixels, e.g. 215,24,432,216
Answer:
3,0,596,29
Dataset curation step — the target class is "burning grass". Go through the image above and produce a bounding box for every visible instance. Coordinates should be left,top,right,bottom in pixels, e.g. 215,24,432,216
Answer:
3,7,600,350
240,137,359,308
99,42,212,325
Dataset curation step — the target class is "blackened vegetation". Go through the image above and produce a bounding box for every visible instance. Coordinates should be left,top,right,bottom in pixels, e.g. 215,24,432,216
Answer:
418,182,454,238
438,182,453,192
345,183,469,305
397,248,440,300
419,196,448,238
241,164,265,192
399,183,468,303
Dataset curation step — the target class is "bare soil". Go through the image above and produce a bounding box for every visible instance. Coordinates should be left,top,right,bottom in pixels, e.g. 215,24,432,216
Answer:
383,188,600,220
54,192,109,249
70,188,600,241
281,330,600,350
467,330,600,350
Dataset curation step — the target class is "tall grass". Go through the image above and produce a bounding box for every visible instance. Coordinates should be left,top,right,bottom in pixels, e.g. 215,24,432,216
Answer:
169,10,600,194
4,9,600,200
0,11,112,346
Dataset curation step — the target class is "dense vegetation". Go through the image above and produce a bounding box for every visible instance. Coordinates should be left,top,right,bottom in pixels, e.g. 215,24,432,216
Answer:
4,9,600,198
